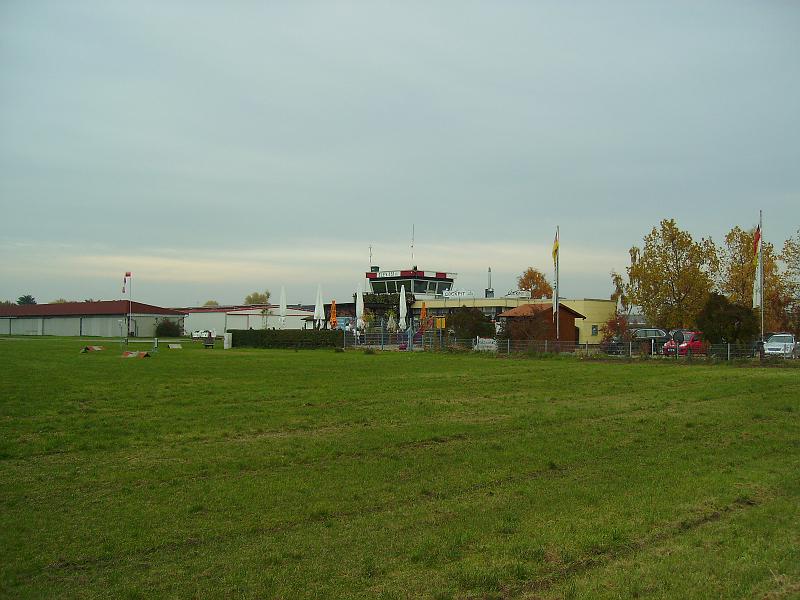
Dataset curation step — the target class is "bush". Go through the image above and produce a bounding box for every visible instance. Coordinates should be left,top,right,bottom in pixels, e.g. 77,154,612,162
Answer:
231,329,343,349
155,319,182,337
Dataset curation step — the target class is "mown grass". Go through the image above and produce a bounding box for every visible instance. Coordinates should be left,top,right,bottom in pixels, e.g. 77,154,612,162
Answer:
0,338,798,599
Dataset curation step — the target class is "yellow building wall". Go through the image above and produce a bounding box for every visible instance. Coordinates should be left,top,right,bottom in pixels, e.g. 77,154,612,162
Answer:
560,299,617,344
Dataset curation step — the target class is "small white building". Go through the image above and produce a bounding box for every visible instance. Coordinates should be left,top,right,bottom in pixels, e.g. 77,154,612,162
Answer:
0,300,186,337
181,304,314,334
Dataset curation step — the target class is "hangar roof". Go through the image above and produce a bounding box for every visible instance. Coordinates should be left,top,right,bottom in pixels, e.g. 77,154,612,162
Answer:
0,301,186,318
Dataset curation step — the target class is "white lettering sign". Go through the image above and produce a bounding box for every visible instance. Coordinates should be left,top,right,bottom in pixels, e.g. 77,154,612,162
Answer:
443,290,475,298
474,337,498,352
505,290,532,298
377,271,401,278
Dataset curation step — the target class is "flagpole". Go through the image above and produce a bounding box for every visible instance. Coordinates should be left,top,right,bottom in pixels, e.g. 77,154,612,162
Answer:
760,210,764,343
556,226,560,342
129,274,133,338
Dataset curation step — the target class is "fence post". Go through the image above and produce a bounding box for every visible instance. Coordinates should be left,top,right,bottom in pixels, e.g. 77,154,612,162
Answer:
629,341,632,357
545,340,548,353
507,338,510,354
727,343,730,361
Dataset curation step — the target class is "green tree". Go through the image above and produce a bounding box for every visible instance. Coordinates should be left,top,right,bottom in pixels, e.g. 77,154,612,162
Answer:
517,267,553,299
625,219,718,329
203,300,220,307
448,306,494,339
0,300,14,308
155,319,182,337
696,293,758,344
244,290,270,305
17,294,36,305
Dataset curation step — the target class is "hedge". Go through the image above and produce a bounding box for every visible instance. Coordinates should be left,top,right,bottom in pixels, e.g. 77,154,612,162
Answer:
230,329,344,349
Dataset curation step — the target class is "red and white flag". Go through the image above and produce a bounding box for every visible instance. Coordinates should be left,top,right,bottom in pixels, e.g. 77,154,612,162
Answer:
122,272,131,293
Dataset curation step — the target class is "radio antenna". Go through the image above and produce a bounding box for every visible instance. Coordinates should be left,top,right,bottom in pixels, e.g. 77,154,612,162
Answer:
411,224,415,266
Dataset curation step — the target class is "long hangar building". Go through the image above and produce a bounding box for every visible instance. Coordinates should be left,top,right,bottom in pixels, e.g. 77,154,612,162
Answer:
0,301,186,337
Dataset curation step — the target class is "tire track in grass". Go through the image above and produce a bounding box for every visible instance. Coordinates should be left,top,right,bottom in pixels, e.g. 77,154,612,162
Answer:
36,463,572,580
509,495,764,599
2,385,775,530
34,443,780,585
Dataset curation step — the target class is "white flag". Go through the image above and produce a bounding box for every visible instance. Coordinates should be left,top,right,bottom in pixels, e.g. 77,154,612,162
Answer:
752,235,762,309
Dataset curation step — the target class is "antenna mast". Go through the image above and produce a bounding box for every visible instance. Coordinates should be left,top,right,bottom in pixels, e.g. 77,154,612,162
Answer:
411,224,415,266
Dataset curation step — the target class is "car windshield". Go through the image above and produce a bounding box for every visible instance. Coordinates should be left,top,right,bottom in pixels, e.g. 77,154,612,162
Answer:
768,335,793,344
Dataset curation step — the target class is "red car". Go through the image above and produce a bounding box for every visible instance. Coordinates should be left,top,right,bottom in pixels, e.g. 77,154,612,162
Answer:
663,331,706,356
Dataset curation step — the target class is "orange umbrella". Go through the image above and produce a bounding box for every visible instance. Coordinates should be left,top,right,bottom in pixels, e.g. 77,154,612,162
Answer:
330,300,338,329
419,302,427,333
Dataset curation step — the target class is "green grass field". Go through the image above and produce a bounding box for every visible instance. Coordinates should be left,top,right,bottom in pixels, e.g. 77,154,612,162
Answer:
1,338,799,599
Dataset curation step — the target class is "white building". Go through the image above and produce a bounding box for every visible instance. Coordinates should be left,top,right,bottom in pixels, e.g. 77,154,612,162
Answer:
0,301,186,337
181,304,314,334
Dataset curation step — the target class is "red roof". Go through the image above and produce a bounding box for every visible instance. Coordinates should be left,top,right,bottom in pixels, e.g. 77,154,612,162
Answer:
498,303,586,319
0,301,186,318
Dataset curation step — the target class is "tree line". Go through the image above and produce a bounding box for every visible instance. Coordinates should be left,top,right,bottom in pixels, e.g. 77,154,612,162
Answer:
610,219,800,340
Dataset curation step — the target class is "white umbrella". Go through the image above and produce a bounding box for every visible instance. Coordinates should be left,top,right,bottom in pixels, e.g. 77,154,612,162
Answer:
313,284,324,328
279,286,287,329
398,284,407,331
356,284,365,331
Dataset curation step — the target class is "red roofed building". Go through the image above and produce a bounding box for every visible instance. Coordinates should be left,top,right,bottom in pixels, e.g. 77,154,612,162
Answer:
0,301,186,337
497,302,586,342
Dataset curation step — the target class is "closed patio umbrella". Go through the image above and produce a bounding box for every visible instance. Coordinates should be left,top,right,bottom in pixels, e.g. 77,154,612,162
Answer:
330,300,337,329
279,286,287,329
356,284,365,331
313,285,324,328
398,285,407,331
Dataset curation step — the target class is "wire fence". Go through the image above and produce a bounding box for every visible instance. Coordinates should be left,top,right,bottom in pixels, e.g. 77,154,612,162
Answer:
342,331,793,361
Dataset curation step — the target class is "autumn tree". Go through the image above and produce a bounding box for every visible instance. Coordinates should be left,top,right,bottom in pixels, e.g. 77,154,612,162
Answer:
244,290,270,305
696,293,757,344
517,267,553,299
782,230,800,335
625,219,718,330
718,226,785,307
609,271,631,314
782,229,800,294
599,311,630,343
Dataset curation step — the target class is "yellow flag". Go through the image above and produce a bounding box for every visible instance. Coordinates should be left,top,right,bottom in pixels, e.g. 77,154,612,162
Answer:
552,227,559,266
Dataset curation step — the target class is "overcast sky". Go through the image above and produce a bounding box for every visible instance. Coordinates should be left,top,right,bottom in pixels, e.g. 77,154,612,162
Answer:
1,1,799,306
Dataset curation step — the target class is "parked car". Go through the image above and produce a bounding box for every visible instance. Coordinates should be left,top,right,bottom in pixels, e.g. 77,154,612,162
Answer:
663,331,706,356
663,329,694,355
631,328,670,354
763,333,798,358
749,332,775,358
